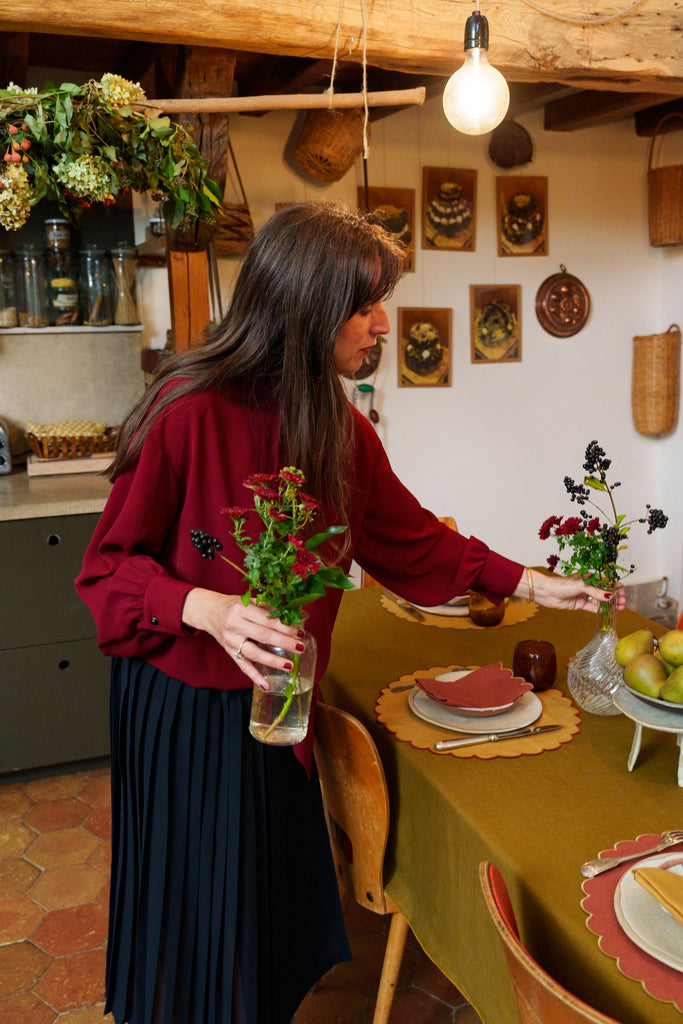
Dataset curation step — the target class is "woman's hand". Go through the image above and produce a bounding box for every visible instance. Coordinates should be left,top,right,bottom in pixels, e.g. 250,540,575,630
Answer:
514,569,626,613
181,588,306,689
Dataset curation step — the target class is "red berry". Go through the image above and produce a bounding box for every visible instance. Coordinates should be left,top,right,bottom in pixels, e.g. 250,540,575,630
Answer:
20,138,30,150
11,151,21,162
3,153,11,162
8,125,18,135
21,123,28,131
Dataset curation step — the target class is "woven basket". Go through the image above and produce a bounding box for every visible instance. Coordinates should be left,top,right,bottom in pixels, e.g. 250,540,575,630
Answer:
26,429,118,460
647,113,683,247
632,323,681,436
295,108,368,182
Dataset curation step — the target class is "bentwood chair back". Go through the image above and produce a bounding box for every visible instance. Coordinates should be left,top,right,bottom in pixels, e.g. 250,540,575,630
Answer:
361,516,459,588
314,702,410,1024
479,862,621,1024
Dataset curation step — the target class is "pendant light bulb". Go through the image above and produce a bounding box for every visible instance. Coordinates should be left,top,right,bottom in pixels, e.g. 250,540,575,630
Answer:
443,10,510,136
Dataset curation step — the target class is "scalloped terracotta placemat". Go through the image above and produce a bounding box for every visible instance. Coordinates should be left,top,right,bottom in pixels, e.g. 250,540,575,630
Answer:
375,665,580,758
581,835,683,1011
380,593,538,629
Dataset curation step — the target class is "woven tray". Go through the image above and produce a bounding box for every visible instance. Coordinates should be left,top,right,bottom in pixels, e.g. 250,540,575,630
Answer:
26,428,118,460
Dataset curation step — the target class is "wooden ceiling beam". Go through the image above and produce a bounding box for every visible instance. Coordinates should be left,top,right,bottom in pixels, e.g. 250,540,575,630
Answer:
544,89,681,131
1,0,682,94
635,98,683,135
2,31,29,87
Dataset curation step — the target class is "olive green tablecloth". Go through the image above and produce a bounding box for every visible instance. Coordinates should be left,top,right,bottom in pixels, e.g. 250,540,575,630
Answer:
319,588,682,1024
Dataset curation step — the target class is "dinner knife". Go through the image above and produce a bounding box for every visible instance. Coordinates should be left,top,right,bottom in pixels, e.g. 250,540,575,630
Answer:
381,590,426,621
433,723,562,751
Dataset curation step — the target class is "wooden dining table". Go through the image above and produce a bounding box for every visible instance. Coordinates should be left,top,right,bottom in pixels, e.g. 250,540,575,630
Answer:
318,587,683,1024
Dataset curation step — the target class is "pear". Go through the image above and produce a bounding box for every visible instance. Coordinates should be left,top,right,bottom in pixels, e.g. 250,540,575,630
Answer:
658,666,683,705
623,654,667,698
658,630,683,668
655,650,676,676
614,629,655,667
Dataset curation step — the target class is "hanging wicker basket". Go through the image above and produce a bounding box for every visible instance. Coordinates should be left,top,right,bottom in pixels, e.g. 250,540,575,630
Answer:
647,113,683,247
295,107,368,182
213,139,255,258
632,323,681,436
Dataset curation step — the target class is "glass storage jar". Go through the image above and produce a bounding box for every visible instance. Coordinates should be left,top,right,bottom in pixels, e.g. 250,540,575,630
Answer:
0,249,18,328
110,243,139,324
15,246,49,327
46,249,80,326
79,246,112,326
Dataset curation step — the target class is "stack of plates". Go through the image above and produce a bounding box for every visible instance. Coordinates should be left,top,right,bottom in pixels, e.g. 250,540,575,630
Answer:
410,665,541,734
614,852,683,972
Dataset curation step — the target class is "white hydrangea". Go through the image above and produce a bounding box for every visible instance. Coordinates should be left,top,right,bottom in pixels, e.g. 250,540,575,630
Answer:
98,73,145,109
53,153,114,203
4,82,39,96
0,163,33,230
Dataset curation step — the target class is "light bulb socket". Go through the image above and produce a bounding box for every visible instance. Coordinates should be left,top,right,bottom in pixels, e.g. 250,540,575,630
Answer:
464,11,489,51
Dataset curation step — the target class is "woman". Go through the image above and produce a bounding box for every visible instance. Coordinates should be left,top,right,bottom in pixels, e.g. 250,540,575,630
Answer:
76,203,616,1024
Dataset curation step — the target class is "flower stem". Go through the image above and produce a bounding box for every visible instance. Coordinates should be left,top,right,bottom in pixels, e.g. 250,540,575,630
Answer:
260,650,300,741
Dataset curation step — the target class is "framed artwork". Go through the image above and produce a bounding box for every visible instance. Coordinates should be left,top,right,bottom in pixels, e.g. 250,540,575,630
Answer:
358,187,415,272
496,176,548,256
470,285,521,363
397,307,452,387
421,166,477,252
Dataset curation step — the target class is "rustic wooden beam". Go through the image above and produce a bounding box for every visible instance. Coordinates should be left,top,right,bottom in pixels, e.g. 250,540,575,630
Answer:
1,31,28,88
167,249,211,352
2,0,682,93
636,98,683,135
135,86,427,114
544,89,681,131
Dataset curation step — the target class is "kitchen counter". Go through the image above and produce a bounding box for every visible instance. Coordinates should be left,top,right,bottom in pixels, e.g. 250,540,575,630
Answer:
0,466,112,522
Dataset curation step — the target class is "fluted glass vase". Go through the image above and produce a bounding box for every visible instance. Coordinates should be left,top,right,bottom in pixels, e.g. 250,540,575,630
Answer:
567,594,622,715
249,620,317,745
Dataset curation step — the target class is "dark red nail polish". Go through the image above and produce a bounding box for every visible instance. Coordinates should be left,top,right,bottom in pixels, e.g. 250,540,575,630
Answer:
284,661,293,670
297,629,305,639
295,642,305,653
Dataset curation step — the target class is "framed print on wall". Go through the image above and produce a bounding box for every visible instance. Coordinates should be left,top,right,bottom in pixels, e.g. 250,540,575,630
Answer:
422,166,477,252
358,186,416,272
470,285,521,363
496,176,548,256
398,307,452,386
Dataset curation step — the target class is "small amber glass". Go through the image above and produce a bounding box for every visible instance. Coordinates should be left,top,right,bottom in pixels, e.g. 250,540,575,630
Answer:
468,593,506,627
512,640,557,692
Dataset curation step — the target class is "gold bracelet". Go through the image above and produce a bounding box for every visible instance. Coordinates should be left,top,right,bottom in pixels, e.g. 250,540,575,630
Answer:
526,567,535,603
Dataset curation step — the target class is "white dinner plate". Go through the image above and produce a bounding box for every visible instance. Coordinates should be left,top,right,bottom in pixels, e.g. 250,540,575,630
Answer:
413,601,470,617
408,688,542,734
614,852,683,973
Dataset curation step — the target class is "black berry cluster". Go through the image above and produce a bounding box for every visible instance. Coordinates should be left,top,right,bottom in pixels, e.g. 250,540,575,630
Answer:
640,505,668,534
190,529,223,560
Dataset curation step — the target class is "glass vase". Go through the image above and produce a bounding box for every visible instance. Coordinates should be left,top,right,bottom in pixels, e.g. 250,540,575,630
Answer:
249,624,317,745
567,594,622,715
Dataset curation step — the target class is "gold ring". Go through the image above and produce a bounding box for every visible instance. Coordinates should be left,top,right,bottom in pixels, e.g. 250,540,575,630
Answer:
235,636,248,661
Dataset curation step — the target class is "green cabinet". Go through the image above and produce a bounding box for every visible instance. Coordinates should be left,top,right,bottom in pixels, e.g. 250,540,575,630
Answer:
0,513,110,773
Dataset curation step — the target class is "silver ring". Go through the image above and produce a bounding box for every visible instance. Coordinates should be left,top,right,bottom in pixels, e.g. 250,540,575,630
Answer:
585,595,592,603
234,636,248,661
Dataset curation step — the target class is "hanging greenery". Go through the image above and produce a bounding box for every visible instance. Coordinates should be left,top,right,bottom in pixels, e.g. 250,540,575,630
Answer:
0,74,222,233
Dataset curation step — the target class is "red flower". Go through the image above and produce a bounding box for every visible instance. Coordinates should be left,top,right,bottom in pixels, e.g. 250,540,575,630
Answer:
292,547,321,579
547,554,559,570
539,515,561,540
557,517,583,537
244,472,280,489
268,509,289,522
280,468,305,485
586,517,601,535
300,491,318,511
221,506,251,521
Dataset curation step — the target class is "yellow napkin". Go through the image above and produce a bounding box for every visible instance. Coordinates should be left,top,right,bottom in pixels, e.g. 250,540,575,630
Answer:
633,866,683,927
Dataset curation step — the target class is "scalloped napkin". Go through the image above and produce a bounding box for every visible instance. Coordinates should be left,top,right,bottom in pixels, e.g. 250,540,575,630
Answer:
416,662,532,708
634,864,683,927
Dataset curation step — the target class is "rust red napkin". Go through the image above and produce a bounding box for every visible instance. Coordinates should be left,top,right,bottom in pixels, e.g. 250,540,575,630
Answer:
416,663,532,708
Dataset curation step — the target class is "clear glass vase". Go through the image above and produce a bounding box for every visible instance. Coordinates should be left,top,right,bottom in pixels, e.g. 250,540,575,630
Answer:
567,595,622,715
249,624,317,746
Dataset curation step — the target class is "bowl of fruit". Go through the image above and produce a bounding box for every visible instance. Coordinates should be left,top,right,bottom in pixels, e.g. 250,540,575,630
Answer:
615,627,683,711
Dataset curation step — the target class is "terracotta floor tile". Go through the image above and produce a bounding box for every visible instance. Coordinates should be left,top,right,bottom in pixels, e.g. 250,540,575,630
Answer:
0,787,33,821
0,993,55,1024
0,821,34,859
24,798,89,833
87,838,111,874
57,1006,115,1024
78,776,111,808
29,864,106,911
297,972,370,1024
32,903,109,956
25,774,86,802
0,895,46,943
453,1004,484,1023
84,806,111,841
35,948,106,1013
0,941,51,999
415,949,469,1006
343,902,387,941
94,879,110,912
381,985,456,1024
0,857,40,898
26,827,99,870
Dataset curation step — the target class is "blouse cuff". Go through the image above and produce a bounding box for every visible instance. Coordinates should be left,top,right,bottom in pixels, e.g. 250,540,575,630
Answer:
143,574,196,635
476,549,525,601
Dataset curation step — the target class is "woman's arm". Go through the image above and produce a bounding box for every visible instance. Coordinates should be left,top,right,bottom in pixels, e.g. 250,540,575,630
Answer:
513,567,626,611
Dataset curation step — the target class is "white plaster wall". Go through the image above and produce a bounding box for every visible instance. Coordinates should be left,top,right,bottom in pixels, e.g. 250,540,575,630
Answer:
127,98,681,608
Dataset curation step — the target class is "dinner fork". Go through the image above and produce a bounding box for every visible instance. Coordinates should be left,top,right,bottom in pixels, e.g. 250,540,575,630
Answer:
580,830,683,877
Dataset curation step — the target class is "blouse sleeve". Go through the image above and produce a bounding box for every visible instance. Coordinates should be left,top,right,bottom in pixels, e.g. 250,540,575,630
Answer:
74,428,196,659
349,412,523,605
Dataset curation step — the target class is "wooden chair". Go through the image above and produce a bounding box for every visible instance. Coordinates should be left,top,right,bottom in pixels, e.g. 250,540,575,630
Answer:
361,516,459,588
314,702,411,1024
479,862,621,1024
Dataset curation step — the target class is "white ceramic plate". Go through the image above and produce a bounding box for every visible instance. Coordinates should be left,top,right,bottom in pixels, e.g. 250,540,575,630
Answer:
413,601,470,617
614,852,683,972
622,683,683,714
408,688,542,734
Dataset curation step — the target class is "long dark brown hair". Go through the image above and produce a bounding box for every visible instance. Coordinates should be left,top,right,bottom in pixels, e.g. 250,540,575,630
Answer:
108,202,405,527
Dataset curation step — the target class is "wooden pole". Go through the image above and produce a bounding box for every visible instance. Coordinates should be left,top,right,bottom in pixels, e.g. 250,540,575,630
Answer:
134,86,426,115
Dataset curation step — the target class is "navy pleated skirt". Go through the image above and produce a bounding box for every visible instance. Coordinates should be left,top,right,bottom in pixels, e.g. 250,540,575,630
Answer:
106,657,351,1024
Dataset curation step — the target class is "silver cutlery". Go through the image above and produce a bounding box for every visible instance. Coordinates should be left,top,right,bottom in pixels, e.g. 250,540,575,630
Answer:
381,590,425,621
433,723,561,751
580,829,683,877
